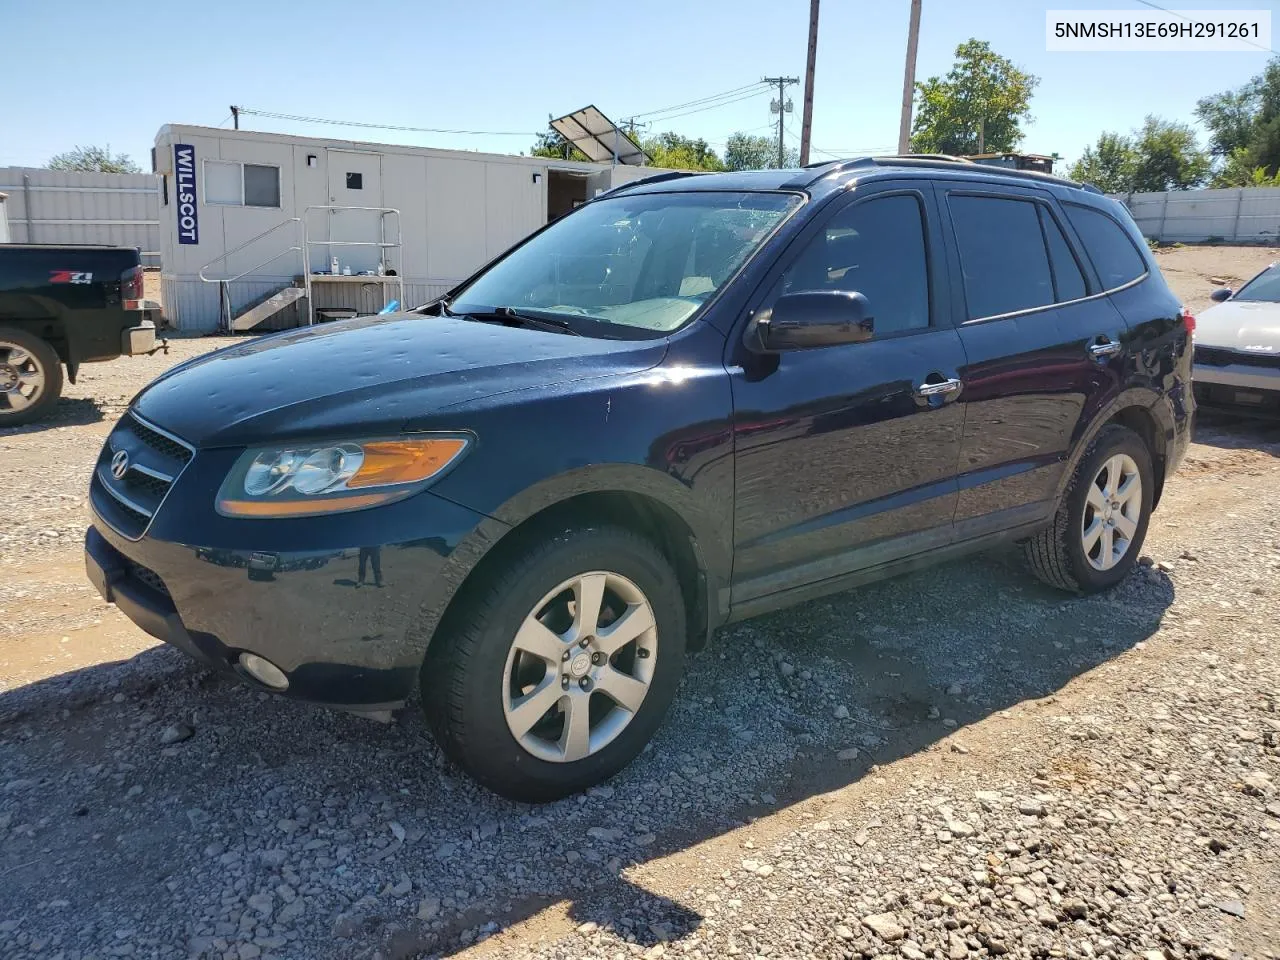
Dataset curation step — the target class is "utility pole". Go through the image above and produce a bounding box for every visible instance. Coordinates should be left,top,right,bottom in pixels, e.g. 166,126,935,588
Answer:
897,0,922,154
230,105,240,130
763,76,799,167
799,0,820,166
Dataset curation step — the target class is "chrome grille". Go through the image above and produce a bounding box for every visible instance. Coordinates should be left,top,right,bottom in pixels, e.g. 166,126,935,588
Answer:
1195,345,1280,370
91,413,195,540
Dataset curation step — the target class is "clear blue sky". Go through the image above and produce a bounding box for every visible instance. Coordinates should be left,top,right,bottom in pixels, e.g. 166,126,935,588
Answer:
2,0,1276,170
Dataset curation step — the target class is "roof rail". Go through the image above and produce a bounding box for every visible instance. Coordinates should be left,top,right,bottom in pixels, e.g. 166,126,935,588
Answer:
782,157,877,188
788,154,1087,191
596,170,703,198
880,153,975,164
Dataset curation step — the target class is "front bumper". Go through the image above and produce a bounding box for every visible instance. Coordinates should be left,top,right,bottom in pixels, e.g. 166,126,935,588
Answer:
85,484,498,710
1193,362,1280,417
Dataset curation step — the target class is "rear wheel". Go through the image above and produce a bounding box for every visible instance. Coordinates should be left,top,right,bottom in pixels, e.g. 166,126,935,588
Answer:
421,526,687,802
0,328,62,426
1024,424,1154,593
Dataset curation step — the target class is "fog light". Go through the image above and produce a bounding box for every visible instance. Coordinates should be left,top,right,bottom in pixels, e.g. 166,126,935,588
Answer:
238,652,289,690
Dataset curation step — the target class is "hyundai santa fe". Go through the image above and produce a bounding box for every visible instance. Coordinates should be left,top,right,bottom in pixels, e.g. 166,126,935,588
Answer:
84,156,1193,802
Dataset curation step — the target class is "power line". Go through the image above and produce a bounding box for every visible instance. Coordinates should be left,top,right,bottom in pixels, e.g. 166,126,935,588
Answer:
644,88,771,124
1131,0,1274,53
629,82,766,120
234,107,538,137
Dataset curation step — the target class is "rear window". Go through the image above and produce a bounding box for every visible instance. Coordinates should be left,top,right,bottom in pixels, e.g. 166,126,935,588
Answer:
1063,203,1147,290
949,195,1054,319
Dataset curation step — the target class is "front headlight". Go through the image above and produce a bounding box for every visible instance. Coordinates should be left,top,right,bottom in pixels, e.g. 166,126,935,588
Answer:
216,434,470,518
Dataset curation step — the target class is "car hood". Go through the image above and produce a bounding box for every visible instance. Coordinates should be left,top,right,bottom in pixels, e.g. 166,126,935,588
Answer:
1195,300,1280,352
134,312,668,447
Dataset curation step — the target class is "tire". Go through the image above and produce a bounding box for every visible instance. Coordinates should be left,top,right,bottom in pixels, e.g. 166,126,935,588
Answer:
1024,423,1154,594
421,525,687,803
0,327,63,427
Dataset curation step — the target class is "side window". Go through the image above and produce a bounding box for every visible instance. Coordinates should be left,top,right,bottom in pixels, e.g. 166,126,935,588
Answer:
1038,206,1087,301
949,195,1053,319
779,193,930,334
1063,203,1147,290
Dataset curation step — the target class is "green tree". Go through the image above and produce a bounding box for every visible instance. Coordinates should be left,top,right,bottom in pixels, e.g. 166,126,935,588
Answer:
1068,132,1137,193
529,131,587,161
46,145,141,174
1128,116,1210,191
642,132,724,171
909,39,1039,155
1196,88,1260,159
1197,57,1280,181
723,132,798,170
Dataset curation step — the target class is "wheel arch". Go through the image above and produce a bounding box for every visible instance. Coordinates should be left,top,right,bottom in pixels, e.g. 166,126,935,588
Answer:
1055,391,1169,510
409,467,731,664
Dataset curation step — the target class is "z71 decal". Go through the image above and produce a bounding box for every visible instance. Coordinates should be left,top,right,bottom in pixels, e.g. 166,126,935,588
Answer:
50,270,94,285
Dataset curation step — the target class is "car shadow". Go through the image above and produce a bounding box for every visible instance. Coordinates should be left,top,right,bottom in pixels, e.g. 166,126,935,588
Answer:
0,552,1174,959
0,397,107,435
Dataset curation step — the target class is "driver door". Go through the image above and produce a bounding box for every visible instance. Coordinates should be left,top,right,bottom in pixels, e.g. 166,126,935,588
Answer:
728,181,968,606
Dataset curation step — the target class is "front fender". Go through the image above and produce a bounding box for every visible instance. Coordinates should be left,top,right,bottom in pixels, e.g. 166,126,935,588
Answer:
407,463,734,665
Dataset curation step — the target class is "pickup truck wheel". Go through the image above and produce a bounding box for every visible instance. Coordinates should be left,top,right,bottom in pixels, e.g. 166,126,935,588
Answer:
1024,424,1153,594
0,328,63,426
421,526,687,803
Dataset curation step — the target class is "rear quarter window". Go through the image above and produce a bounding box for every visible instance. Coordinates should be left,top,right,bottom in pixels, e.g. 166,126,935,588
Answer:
1063,203,1147,291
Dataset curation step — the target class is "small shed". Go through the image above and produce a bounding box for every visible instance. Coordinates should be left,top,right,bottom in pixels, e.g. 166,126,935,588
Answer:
153,124,673,332
965,152,1056,175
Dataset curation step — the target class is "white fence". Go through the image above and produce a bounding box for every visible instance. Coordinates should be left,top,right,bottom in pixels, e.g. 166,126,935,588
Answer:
0,167,161,265
1113,187,1280,244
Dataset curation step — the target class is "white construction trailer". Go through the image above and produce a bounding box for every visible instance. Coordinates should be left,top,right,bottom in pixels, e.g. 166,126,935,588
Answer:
152,124,671,332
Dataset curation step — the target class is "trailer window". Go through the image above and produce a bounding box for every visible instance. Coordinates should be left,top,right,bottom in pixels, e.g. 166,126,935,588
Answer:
244,165,281,207
203,161,281,208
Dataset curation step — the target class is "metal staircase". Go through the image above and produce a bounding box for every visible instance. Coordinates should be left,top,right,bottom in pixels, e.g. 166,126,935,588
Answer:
198,206,404,332
229,285,307,332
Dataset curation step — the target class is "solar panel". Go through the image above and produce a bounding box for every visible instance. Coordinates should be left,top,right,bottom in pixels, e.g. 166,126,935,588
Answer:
549,105,649,166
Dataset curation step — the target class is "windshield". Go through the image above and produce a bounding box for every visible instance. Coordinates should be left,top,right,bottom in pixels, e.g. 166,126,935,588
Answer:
449,191,802,337
1234,264,1280,302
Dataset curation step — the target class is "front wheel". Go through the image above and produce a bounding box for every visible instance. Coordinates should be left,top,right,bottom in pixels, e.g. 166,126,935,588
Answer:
421,526,687,802
1024,423,1154,593
0,327,63,426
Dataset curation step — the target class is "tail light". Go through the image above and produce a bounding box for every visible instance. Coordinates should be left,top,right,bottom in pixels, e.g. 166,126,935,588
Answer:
121,265,144,309
1181,306,1196,335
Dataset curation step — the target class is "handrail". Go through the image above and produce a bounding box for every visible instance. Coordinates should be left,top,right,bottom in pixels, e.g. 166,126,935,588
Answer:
301,206,404,326
198,217,302,283
196,206,406,329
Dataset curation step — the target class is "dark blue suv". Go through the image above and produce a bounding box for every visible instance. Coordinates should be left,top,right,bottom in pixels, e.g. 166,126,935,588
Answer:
84,156,1193,801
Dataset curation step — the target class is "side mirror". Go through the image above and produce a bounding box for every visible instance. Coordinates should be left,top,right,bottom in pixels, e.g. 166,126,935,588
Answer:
1210,287,1232,303
747,290,875,352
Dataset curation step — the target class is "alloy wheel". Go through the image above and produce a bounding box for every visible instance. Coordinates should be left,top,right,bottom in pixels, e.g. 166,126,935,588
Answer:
1081,453,1142,571
502,571,658,763
0,341,46,414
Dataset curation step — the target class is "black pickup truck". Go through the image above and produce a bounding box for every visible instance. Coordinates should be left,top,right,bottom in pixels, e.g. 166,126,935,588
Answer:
0,244,161,425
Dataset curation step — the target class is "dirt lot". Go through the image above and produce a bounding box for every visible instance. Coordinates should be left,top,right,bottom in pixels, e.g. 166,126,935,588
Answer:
1,247,1278,960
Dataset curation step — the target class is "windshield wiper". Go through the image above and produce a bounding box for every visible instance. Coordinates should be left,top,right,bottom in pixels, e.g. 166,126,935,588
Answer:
457,306,582,336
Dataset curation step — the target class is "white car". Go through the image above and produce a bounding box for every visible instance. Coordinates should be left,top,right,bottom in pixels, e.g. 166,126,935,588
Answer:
1193,262,1280,418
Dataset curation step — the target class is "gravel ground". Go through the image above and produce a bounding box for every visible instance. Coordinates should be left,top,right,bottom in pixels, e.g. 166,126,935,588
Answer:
1,248,1278,960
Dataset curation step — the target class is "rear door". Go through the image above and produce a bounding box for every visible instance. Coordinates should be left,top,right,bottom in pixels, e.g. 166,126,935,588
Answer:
728,180,968,606
936,182,1130,537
